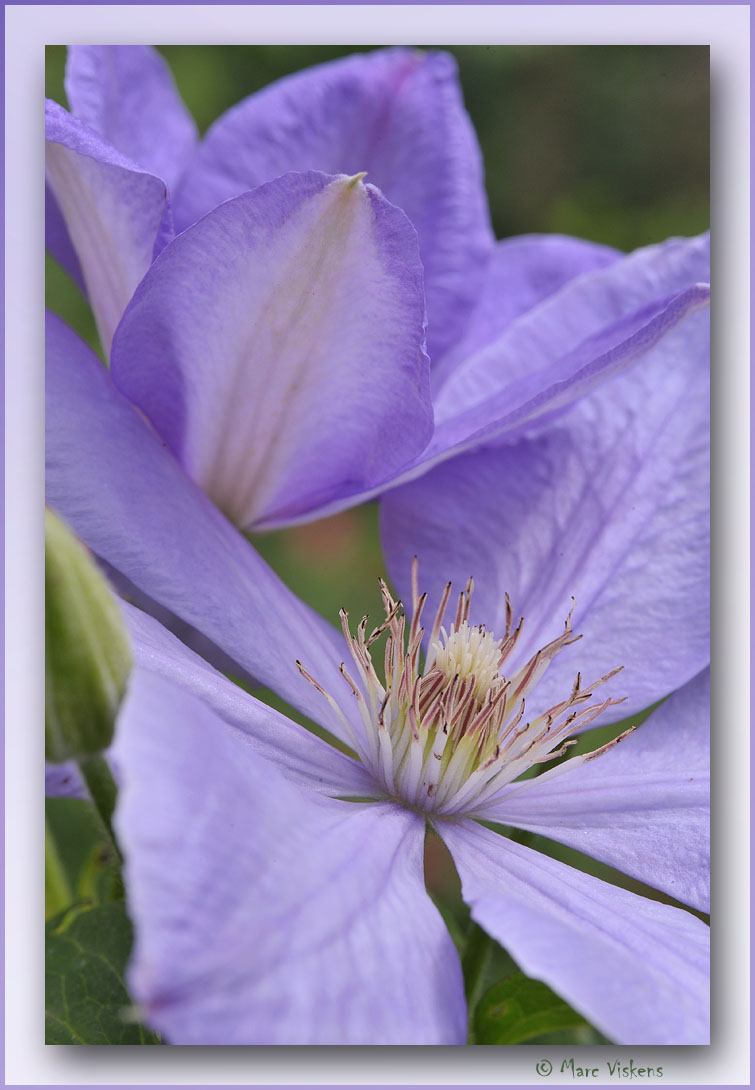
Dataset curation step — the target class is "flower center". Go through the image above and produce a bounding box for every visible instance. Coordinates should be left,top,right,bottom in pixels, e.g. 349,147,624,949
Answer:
430,622,504,704
298,560,627,816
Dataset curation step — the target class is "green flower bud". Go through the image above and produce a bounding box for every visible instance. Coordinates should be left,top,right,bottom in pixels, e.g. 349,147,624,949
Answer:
45,509,132,763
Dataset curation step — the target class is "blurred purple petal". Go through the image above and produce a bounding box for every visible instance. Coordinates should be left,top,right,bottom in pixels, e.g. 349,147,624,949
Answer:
382,304,709,721
45,312,358,745
418,232,710,468
111,171,432,530
65,45,197,191
479,668,710,911
441,820,709,1044
45,100,168,353
45,761,86,799
116,670,466,1044
174,47,494,363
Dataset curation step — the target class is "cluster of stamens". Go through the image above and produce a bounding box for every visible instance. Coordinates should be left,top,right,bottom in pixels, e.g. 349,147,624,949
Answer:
298,560,630,816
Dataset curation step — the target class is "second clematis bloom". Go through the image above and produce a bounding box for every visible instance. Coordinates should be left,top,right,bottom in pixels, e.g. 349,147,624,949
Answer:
47,45,710,536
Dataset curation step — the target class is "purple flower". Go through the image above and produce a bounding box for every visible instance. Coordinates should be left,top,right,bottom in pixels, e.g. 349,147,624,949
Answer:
47,46,709,533
110,533,708,1044
95,298,708,1044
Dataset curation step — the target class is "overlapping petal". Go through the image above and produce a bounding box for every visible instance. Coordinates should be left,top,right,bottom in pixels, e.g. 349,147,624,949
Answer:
115,670,466,1044
173,47,494,363
382,304,709,721
100,563,264,689
111,171,432,530
426,233,710,460
45,101,168,354
434,232,709,408
65,45,197,191
440,820,709,1044
44,599,372,801
432,233,621,390
274,239,709,527
45,312,359,745
476,668,710,911
422,283,709,469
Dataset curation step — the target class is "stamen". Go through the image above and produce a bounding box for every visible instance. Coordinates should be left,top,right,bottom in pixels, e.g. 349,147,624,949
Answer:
298,569,626,816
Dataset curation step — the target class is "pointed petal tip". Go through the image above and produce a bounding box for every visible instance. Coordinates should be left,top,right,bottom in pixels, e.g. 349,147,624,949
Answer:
345,171,368,188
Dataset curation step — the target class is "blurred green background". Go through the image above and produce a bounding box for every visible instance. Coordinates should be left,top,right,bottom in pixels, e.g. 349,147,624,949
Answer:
46,48,709,1043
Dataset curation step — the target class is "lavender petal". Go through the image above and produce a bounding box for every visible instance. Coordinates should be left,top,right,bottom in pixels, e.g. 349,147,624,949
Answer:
111,171,432,530
65,45,197,191
382,304,709,722
479,668,710,911
115,670,466,1044
442,820,709,1044
45,100,168,353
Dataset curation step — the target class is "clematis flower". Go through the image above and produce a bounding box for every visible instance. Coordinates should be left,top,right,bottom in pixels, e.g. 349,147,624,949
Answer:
109,545,709,1045
47,45,709,535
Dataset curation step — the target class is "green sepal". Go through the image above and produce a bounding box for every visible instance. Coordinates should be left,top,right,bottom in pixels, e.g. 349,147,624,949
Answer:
473,972,588,1044
45,902,161,1044
45,509,131,763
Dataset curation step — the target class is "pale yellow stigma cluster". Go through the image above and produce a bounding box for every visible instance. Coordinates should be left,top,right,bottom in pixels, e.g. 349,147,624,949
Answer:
429,622,504,704
298,560,629,817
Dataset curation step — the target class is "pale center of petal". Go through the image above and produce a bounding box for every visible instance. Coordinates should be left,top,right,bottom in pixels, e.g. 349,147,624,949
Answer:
298,559,628,817
198,173,378,528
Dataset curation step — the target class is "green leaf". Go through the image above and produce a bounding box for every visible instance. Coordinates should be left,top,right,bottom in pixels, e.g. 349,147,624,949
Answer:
45,903,160,1044
474,972,588,1045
